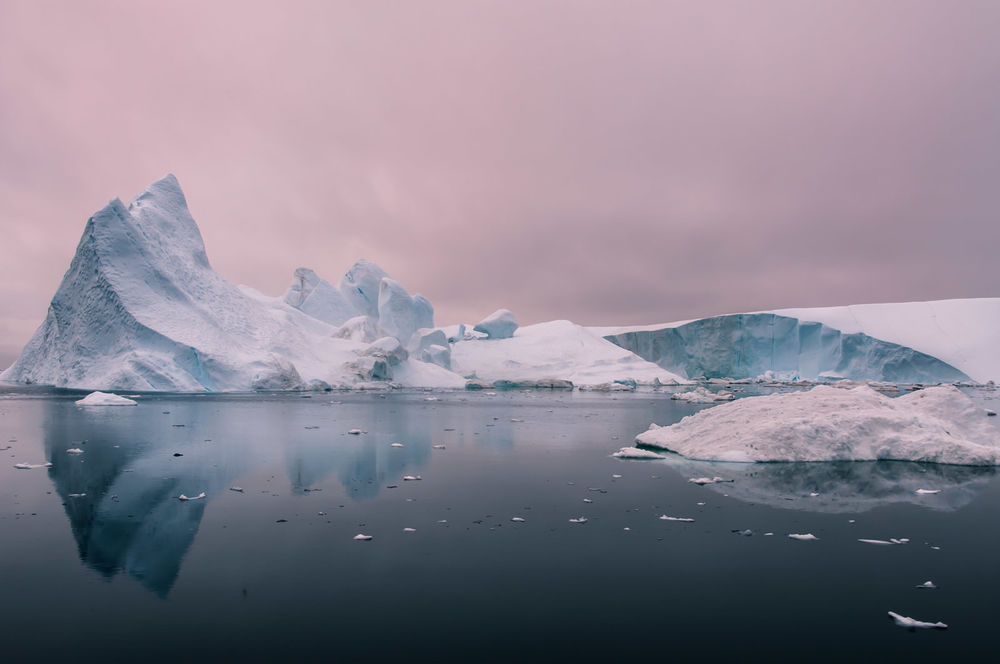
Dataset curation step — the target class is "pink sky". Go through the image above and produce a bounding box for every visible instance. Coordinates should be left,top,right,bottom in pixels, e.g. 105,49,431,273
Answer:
2,0,999,365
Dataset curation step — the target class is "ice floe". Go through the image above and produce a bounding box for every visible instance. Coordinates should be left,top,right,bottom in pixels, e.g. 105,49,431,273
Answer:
353,534,373,541
178,492,206,501
788,533,819,541
887,611,948,630
75,391,138,406
658,515,695,522
635,385,1000,465
14,462,52,469
612,447,666,460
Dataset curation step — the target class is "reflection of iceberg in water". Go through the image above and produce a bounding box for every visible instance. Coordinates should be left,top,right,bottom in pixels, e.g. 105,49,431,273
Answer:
660,457,996,513
42,396,438,596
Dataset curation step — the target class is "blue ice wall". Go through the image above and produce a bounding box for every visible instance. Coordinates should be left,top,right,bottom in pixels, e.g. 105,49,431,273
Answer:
604,313,970,383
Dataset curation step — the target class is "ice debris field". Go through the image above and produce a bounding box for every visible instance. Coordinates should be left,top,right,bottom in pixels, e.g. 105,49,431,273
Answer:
1,173,998,394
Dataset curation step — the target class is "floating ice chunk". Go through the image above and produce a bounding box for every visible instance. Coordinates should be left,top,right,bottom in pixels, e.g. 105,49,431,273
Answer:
636,385,1000,464
764,532,774,536
229,487,244,493
66,448,84,454
432,444,446,449
689,477,731,485
75,391,137,406
809,492,819,497
178,492,206,501
915,489,941,494
473,309,519,339
68,493,86,498
424,396,438,402
511,517,526,522
916,581,937,589
402,475,421,481
14,462,52,469
437,519,448,523
858,539,894,545
659,515,695,522
613,447,666,459
788,533,819,541
390,443,404,448
670,387,734,403
568,517,589,524
582,498,593,503
348,429,363,435
353,534,373,541
888,611,948,630
403,527,416,532
612,474,622,479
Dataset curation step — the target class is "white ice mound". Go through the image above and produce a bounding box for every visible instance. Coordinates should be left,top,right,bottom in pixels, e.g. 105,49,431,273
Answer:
450,319,684,386
473,309,519,339
75,391,138,406
635,385,1000,465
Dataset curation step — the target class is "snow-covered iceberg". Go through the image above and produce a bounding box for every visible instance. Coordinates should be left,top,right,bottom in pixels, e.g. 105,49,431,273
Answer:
634,385,1000,465
601,313,971,383
0,175,461,391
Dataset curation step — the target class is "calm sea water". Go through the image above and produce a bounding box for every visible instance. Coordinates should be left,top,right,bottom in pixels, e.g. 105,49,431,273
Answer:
2,385,999,662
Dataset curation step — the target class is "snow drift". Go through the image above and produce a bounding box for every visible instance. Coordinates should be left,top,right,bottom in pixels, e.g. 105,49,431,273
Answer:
633,385,1000,465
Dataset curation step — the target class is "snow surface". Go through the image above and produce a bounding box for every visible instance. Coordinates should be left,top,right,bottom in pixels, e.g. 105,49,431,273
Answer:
75,391,137,406
450,320,685,387
635,385,1000,465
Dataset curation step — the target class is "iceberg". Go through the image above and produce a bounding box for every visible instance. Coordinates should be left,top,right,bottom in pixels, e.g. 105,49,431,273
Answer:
635,385,1000,465
75,391,138,406
601,313,971,383
473,309,519,339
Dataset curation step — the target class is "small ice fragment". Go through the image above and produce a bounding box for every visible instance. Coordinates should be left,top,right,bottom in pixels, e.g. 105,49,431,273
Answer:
14,462,52,470
424,396,438,401
318,512,327,516
788,533,818,541
986,409,996,416
858,539,894,545
849,519,856,523
915,489,941,495
347,429,362,435
612,447,665,459
568,517,589,524
809,492,819,497
689,477,731,485
887,611,947,630
178,492,206,501
510,418,524,422
890,538,910,544
583,498,593,503
402,475,421,481
764,532,774,536
659,515,695,522
696,502,706,506
68,493,86,498
612,474,622,479
390,443,404,448
511,517,525,522
66,448,84,454
931,545,941,550
432,444,446,449
437,519,448,523
353,534,373,541
229,487,244,493
74,391,137,406
733,529,753,537
403,527,416,532
916,581,937,589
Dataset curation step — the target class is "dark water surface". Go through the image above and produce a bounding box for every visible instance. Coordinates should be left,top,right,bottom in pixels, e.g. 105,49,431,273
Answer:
2,386,1000,662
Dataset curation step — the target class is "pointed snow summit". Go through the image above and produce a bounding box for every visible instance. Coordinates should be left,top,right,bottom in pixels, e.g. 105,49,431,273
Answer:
1,175,457,391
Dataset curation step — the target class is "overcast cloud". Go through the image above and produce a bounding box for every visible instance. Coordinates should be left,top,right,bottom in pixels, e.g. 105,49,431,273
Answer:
1,0,998,365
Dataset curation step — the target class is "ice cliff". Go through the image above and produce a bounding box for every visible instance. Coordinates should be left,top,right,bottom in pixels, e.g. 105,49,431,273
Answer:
601,313,972,383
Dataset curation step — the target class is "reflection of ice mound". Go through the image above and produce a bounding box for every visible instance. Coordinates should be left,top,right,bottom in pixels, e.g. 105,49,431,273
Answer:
637,385,1000,465
659,456,995,513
